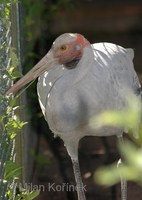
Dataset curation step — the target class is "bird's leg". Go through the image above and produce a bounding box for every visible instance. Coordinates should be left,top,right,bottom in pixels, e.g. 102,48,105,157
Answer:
65,139,86,200
101,137,117,200
117,158,127,200
72,159,86,200
117,135,127,200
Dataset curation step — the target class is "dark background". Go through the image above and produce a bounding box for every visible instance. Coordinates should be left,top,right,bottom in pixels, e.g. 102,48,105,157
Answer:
20,0,142,199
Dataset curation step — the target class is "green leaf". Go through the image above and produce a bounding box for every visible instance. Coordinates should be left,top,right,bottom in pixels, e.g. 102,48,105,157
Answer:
15,190,40,200
90,92,141,137
26,190,40,200
4,161,21,182
10,48,19,68
11,71,23,79
95,163,121,186
0,115,6,123
95,140,142,186
5,7,10,19
119,141,142,174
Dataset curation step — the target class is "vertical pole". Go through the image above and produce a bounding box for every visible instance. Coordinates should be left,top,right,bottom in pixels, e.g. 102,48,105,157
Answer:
10,2,24,183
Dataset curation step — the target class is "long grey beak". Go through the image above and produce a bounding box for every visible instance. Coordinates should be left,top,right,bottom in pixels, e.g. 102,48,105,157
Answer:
6,52,57,95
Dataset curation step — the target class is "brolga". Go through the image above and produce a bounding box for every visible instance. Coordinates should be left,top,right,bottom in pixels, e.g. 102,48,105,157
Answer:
6,33,141,200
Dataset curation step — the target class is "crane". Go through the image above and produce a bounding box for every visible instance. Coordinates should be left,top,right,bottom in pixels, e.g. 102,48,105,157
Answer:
6,33,141,200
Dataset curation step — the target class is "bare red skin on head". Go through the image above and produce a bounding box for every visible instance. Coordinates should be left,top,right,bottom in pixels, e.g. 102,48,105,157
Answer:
55,33,90,65
75,33,90,48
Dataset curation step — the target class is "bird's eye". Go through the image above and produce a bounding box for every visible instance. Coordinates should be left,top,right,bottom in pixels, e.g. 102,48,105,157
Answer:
60,45,67,51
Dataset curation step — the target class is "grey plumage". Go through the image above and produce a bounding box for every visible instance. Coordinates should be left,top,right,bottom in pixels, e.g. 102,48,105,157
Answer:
37,43,141,157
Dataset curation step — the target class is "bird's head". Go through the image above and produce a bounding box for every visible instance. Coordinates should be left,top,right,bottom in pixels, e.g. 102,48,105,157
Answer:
6,33,90,95
52,33,90,68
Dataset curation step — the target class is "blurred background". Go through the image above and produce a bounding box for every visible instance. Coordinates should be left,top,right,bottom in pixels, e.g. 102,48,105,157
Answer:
19,0,142,199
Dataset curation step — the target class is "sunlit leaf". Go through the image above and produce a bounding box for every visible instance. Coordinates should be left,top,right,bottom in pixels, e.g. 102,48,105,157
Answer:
93,92,142,187
5,7,10,19
9,66,15,73
95,141,142,186
90,92,141,137
119,141,142,173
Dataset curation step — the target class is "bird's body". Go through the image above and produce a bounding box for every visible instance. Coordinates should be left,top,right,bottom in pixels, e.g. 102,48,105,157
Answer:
6,33,141,200
37,42,140,158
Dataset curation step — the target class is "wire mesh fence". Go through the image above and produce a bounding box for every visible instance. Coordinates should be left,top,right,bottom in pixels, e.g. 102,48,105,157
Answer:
0,1,19,199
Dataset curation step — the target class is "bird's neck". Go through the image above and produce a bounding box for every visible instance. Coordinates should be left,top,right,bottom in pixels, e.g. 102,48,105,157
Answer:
48,46,94,93
72,46,94,84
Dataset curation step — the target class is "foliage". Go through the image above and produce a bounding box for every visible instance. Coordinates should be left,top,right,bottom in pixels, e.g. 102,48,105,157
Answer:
90,92,142,186
0,0,40,199
22,0,74,56
90,93,141,138
95,141,142,186
15,189,40,200
4,161,21,183
4,59,40,199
